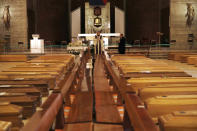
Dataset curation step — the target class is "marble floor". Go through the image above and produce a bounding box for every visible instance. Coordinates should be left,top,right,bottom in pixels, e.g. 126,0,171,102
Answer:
155,59,197,78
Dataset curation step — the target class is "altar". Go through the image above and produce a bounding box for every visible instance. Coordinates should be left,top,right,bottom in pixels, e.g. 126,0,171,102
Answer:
78,33,120,47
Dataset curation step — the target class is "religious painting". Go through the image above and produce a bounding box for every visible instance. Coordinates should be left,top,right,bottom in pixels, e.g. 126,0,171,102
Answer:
94,7,101,16
94,17,102,27
185,3,195,28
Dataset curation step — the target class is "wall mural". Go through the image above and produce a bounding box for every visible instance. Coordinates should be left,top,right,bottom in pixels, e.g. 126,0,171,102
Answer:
185,3,195,28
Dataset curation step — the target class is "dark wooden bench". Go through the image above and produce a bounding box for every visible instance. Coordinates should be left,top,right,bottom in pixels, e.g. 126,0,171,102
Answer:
63,123,92,131
66,92,93,123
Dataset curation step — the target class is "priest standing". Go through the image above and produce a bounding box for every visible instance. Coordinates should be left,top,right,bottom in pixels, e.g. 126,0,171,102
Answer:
118,34,126,54
94,31,103,55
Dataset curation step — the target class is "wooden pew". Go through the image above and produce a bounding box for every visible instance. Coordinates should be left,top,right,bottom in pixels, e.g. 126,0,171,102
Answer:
65,92,93,123
95,91,116,106
0,55,27,62
21,93,64,131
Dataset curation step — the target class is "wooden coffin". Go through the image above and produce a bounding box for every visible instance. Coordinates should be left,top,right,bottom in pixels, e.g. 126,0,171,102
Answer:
0,84,48,97
148,84,197,88
0,74,55,91
0,55,27,62
159,114,197,131
145,95,197,118
127,77,197,93
4,67,62,74
0,121,12,131
0,103,23,128
187,57,197,65
180,55,197,63
172,110,197,117
139,87,197,101
0,95,37,118
0,87,41,106
167,53,186,60
174,53,197,61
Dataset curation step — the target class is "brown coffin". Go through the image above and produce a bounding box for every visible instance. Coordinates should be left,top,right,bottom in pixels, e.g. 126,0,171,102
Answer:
0,95,37,118
145,95,197,118
0,103,23,128
139,87,197,101
159,114,197,131
0,121,12,131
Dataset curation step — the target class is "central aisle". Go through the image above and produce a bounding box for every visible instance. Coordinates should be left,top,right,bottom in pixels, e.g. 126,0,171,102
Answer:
64,55,123,131
94,55,111,91
93,55,122,124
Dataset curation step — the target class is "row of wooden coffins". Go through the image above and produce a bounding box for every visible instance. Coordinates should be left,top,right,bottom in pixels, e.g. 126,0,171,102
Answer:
0,54,75,131
111,55,197,131
168,52,197,65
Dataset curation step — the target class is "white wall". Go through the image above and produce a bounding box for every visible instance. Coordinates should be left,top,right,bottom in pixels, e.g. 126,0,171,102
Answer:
72,7,81,37
115,7,125,34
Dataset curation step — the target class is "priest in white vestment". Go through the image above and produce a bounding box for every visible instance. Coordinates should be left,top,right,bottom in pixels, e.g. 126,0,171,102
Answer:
94,32,103,55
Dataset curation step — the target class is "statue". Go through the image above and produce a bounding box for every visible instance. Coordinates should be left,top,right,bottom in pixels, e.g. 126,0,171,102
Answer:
185,3,195,28
2,6,11,30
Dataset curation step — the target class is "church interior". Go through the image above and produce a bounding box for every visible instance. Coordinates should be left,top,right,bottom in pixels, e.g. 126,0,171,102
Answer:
0,0,197,131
